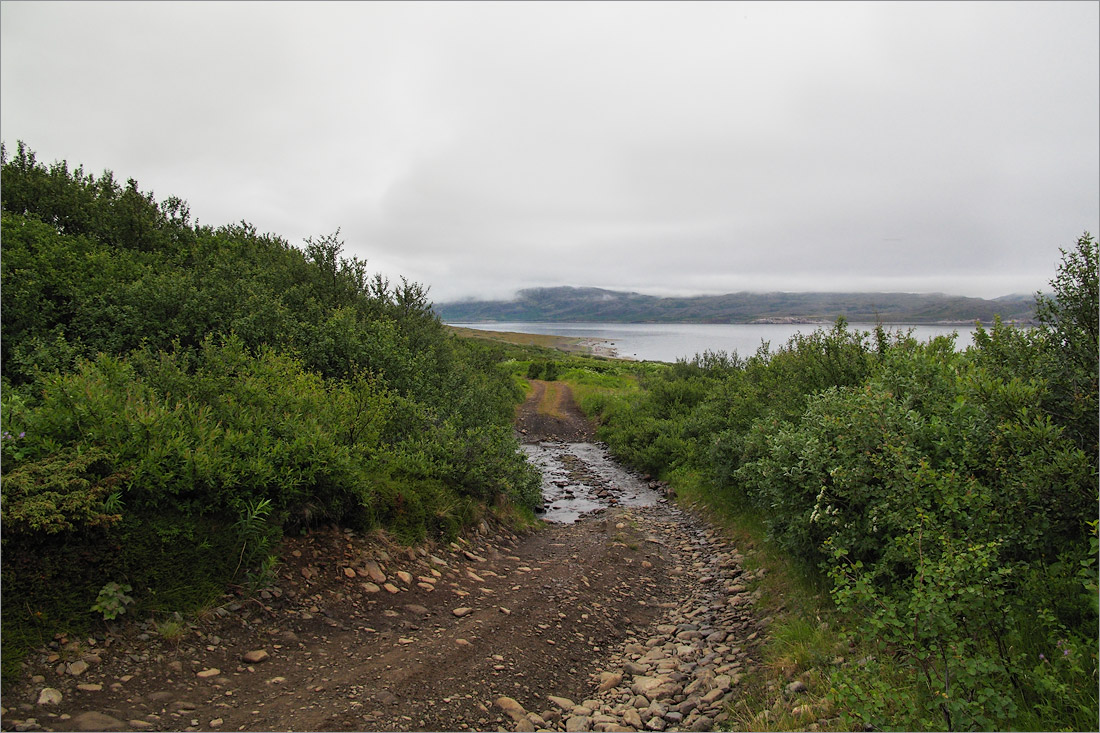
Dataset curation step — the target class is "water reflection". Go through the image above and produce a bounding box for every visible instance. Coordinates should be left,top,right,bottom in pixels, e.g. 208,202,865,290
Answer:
520,441,660,523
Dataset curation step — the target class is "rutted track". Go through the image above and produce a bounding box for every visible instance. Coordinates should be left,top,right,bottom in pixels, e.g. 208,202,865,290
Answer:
1,382,768,733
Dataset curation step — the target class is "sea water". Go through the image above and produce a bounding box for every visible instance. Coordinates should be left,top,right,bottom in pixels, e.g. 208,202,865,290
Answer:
450,321,979,363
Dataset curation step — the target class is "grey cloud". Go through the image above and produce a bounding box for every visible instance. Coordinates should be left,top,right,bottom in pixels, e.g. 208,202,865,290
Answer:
2,1,1096,306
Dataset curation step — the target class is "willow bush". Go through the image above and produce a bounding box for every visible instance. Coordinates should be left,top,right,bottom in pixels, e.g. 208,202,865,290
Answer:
580,235,1098,731
0,143,539,681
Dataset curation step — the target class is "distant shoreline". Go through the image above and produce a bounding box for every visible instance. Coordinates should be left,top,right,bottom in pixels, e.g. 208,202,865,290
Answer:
447,321,995,363
445,325,619,358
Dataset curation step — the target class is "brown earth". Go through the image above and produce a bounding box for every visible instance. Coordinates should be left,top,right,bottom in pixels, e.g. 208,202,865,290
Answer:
1,384,761,733
514,381,595,444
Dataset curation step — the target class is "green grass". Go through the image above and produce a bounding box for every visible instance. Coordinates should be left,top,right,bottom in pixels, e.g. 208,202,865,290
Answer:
445,325,591,355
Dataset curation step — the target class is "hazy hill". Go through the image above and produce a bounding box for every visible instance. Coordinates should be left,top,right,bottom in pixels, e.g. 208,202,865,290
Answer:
434,287,1036,324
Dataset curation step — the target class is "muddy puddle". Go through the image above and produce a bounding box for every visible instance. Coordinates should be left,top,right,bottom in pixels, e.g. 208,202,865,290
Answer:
521,441,661,523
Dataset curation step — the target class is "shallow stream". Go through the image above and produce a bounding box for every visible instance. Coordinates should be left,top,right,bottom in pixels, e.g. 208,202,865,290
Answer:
520,441,661,523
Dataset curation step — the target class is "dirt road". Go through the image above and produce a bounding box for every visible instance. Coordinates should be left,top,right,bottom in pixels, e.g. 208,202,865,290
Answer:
515,380,595,443
2,383,763,733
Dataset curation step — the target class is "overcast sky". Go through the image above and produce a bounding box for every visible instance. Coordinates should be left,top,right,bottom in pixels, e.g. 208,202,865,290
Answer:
2,1,1097,302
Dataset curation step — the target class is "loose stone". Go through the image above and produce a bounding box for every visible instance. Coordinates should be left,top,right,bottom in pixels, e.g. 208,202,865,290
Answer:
565,715,591,732
36,688,62,706
363,560,387,584
597,672,623,692
495,696,528,722
786,680,807,695
70,711,126,731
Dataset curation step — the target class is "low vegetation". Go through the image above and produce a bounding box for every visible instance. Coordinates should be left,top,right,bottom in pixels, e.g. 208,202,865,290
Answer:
3,141,1095,731
0,142,540,682
557,235,1098,731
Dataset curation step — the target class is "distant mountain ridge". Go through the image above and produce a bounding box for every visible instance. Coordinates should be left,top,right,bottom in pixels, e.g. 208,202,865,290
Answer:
434,286,1037,325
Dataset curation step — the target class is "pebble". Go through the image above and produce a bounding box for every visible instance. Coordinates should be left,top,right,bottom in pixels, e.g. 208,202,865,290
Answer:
453,607,474,617
363,561,387,584
786,679,807,695
242,649,269,664
70,711,125,731
495,696,528,722
196,667,220,678
565,715,591,732
36,688,62,706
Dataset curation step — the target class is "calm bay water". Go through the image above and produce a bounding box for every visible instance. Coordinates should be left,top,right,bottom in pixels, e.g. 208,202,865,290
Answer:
449,321,980,363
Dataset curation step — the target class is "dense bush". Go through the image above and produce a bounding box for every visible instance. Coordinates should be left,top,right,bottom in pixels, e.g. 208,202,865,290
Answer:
577,235,1098,731
1,143,539,678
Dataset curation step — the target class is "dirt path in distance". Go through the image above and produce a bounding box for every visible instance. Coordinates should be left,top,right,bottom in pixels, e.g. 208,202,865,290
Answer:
515,380,595,443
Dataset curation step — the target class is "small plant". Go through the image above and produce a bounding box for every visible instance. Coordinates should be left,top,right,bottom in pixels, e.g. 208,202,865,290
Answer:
246,553,280,592
91,582,134,621
155,618,185,641
233,497,274,577
1,430,27,460
102,490,125,514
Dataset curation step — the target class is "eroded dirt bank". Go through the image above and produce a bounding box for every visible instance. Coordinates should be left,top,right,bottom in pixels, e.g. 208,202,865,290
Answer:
1,383,765,733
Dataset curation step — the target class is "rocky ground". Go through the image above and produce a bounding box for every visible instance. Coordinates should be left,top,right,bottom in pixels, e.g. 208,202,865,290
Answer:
2,383,783,733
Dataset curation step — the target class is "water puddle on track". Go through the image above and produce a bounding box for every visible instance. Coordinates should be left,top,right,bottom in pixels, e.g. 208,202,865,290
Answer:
520,441,661,523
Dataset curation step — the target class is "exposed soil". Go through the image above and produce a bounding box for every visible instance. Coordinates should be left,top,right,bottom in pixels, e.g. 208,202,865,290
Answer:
2,383,762,733
515,381,595,443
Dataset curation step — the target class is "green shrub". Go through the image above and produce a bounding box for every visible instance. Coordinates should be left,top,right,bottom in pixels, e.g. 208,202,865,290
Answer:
566,239,1097,730
1,144,542,681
